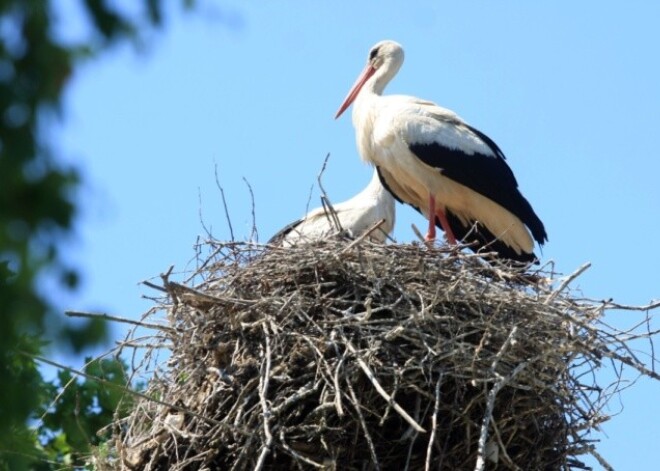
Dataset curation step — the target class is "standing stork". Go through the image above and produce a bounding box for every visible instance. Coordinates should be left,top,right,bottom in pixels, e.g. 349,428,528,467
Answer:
268,169,395,246
335,40,547,263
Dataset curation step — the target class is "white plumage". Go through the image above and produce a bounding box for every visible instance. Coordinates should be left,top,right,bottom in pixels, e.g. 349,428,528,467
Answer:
269,170,395,246
335,40,547,263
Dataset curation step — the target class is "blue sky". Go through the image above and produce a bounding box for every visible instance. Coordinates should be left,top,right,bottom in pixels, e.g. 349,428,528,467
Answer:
52,2,659,469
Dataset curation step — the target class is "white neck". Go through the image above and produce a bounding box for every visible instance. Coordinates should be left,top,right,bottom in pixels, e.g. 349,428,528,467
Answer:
369,59,401,96
363,169,393,202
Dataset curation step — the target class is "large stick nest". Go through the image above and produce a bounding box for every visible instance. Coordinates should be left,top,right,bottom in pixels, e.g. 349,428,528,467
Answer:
113,240,659,470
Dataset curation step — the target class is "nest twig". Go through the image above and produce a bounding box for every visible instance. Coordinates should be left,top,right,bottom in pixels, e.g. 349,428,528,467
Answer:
109,239,659,470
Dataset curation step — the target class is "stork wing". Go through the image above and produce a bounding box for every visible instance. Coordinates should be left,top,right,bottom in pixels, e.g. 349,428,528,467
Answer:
267,218,304,245
408,122,547,245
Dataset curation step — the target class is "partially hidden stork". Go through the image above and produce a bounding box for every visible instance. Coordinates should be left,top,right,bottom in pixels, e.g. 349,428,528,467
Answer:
269,169,395,246
335,40,547,263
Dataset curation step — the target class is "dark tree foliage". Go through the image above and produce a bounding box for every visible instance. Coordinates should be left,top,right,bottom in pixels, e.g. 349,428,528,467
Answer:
34,358,138,469
0,1,193,469
5,357,136,470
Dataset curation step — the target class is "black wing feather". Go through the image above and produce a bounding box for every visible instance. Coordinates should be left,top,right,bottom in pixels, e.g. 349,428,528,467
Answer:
409,134,547,245
444,211,538,264
267,219,303,245
378,163,542,263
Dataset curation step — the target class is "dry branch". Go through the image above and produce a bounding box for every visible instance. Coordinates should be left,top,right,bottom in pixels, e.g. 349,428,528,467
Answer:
108,239,659,470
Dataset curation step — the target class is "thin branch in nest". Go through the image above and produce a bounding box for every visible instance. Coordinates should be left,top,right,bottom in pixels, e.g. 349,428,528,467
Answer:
490,418,522,471
160,265,174,290
37,352,118,428
254,322,274,471
411,223,427,245
271,380,322,416
344,338,426,433
28,352,233,431
315,152,332,206
278,429,325,468
65,310,172,333
425,373,443,471
241,176,259,243
648,314,657,375
214,162,235,243
197,187,214,240
166,281,257,307
347,379,380,471
604,299,660,312
589,447,614,471
404,396,423,471
141,280,168,293
545,262,592,305
475,360,529,471
333,353,346,417
316,154,343,234
475,326,522,471
340,218,386,254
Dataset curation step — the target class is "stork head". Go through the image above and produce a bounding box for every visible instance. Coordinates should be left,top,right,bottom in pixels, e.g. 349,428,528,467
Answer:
335,40,404,119
366,40,404,73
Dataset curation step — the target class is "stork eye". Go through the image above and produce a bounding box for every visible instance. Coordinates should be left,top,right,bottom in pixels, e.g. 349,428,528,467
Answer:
369,47,379,61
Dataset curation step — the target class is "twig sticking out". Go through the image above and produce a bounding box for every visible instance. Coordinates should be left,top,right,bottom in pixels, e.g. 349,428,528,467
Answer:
545,262,591,305
254,323,274,471
345,338,426,433
214,163,235,243
65,310,172,333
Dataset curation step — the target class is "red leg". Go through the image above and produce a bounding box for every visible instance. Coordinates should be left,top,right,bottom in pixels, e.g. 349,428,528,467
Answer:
426,193,457,245
425,194,437,241
435,208,458,245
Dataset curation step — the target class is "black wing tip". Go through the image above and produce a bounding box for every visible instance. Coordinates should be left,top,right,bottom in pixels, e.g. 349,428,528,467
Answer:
444,213,541,265
408,140,548,249
376,167,547,264
267,219,303,245
471,237,540,265
527,213,548,246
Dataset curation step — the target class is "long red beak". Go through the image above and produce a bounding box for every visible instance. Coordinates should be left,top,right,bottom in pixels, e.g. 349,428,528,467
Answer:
334,65,376,119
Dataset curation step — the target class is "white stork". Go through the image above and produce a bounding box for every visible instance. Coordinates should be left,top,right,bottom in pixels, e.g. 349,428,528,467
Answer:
335,40,547,263
268,169,395,246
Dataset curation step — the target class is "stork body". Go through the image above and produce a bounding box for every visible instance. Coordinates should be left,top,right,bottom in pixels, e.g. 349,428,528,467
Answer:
269,170,395,246
335,40,547,263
